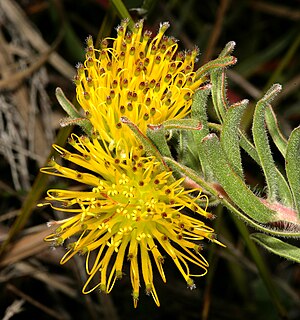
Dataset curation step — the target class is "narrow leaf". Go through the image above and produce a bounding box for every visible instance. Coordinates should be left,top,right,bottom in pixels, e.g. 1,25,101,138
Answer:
147,119,202,159
177,131,201,173
286,126,300,215
191,84,211,138
56,88,92,135
240,127,293,207
210,70,228,122
56,87,80,118
252,84,282,201
195,55,237,80
265,105,288,157
219,41,236,57
160,119,202,131
251,233,300,263
221,99,248,178
209,43,236,122
191,85,213,178
146,124,172,158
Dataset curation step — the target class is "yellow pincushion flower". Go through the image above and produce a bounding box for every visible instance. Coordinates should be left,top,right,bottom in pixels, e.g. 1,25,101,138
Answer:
40,135,221,307
41,19,224,308
74,19,204,147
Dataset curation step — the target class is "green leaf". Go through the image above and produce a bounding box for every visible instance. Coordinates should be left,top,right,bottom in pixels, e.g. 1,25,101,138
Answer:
56,87,80,118
195,55,237,80
220,99,248,178
251,233,300,263
163,156,217,198
252,85,293,206
202,133,276,223
218,41,236,57
190,85,213,178
286,126,300,215
160,119,202,131
265,105,287,157
239,131,292,207
191,85,211,138
252,85,282,201
189,84,212,179
209,43,237,123
210,69,227,122
177,130,201,174
56,88,92,135
146,124,172,158
147,119,202,159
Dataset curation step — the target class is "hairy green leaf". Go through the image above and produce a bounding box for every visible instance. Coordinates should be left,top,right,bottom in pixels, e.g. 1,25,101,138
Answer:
252,85,293,206
146,124,172,158
251,233,300,263
190,86,212,177
252,84,290,204
56,88,92,135
286,126,300,215
202,133,276,223
195,55,237,80
221,99,248,178
265,105,287,157
210,69,227,122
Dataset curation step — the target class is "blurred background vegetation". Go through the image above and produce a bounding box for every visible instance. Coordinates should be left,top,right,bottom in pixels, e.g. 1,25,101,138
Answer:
0,0,299,319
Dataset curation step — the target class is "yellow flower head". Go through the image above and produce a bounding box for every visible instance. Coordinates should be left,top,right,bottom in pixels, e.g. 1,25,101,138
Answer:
41,135,221,307
74,19,204,147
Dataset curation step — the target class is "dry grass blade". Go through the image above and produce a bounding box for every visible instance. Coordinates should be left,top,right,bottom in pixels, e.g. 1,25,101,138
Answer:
2,299,25,320
0,210,18,242
11,261,77,299
0,224,52,267
0,0,74,79
0,39,62,90
0,0,63,190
